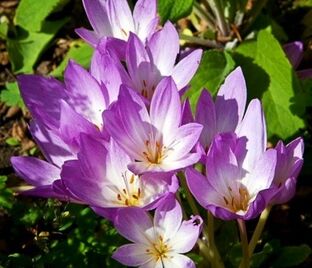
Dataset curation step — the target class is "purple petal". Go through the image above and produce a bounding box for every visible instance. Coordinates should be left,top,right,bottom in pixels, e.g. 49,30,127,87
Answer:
61,160,106,207
126,33,154,94
75,28,99,47
215,67,247,132
165,123,203,161
21,185,68,200
82,0,111,36
271,177,297,204
58,100,99,151
106,0,134,40
237,99,266,172
29,121,74,168
170,216,202,253
154,194,182,240
206,136,242,194
172,49,203,89
181,98,194,125
243,188,275,220
64,60,107,126
148,22,179,75
163,253,196,268
91,206,118,221
17,75,67,129
283,41,303,69
186,168,223,211
95,36,127,60
243,149,277,195
114,207,153,244
11,156,60,186
150,77,181,136
133,0,158,41
195,89,216,150
104,86,150,160
113,243,152,266
90,48,130,103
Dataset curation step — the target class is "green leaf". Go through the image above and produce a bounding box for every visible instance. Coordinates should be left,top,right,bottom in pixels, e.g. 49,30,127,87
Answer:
234,30,305,139
255,31,305,138
15,0,67,31
251,243,274,268
0,21,8,39
50,41,93,77
5,137,20,146
272,244,311,267
0,82,25,108
0,176,13,209
7,19,67,73
158,0,194,23
251,15,288,42
185,50,235,111
293,0,312,8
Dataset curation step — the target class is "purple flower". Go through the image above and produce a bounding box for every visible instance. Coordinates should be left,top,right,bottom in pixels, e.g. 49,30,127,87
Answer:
76,0,158,47
11,59,118,200
270,137,304,204
194,67,247,161
61,135,178,220
113,194,202,267
97,22,202,101
104,77,203,174
186,100,278,220
284,41,312,79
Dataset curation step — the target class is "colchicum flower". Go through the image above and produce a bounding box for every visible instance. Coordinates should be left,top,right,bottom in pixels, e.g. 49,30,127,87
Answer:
193,67,247,161
104,77,203,174
61,135,178,220
270,137,304,205
76,0,158,47
186,100,278,220
11,58,119,200
113,194,202,267
97,22,203,101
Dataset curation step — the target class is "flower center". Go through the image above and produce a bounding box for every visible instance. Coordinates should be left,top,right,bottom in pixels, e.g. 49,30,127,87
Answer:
146,235,171,262
223,185,250,212
115,174,142,206
143,140,166,165
140,80,156,100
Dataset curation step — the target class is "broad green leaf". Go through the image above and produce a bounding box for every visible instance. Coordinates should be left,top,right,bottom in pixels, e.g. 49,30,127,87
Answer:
271,244,311,267
185,50,235,111
50,41,93,77
7,19,67,73
256,30,305,138
158,0,194,23
234,30,305,139
15,0,67,31
0,82,24,108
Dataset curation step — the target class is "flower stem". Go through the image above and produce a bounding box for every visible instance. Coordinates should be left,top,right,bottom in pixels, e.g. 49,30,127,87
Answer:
207,212,224,268
237,219,250,268
179,172,200,216
193,2,216,31
248,205,272,255
206,0,229,36
179,34,222,48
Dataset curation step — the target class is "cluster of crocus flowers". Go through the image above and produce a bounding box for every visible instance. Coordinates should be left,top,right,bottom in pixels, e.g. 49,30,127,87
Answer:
11,0,304,267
